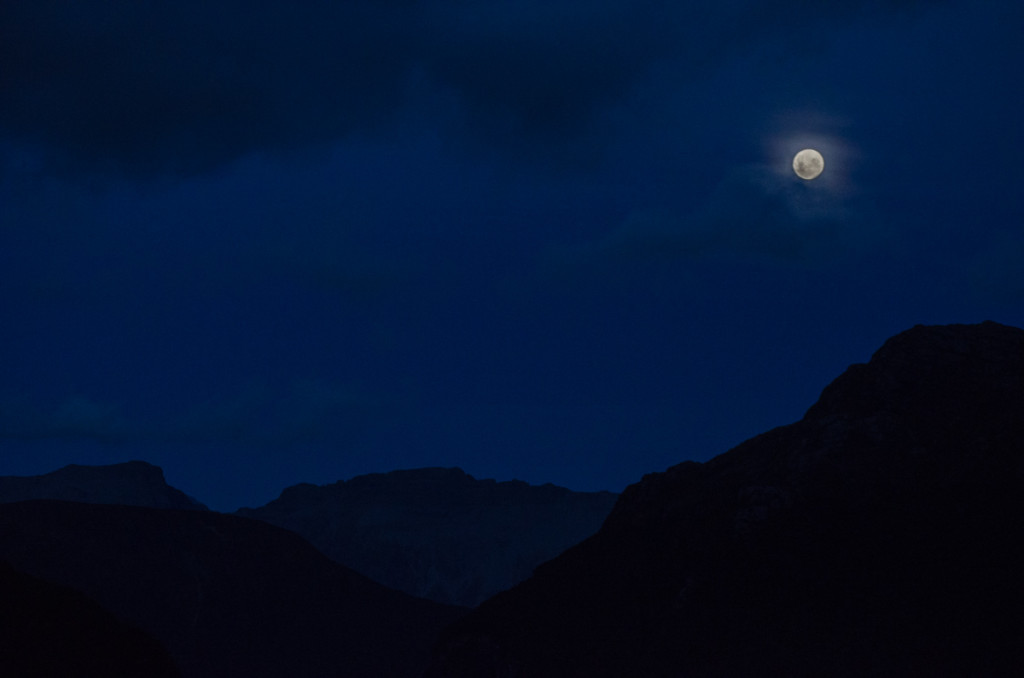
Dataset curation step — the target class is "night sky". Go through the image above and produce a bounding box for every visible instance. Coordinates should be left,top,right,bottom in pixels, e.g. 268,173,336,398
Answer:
2,1,1022,512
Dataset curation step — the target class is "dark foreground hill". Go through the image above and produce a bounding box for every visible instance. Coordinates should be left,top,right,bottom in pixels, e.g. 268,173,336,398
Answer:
426,321,1024,677
0,560,180,678
237,467,617,607
0,460,207,510
0,501,466,678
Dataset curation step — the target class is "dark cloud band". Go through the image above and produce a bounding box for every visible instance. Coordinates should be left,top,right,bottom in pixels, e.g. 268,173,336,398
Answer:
0,0,945,178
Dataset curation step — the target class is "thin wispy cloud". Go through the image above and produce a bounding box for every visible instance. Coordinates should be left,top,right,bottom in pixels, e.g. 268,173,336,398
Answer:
0,379,387,447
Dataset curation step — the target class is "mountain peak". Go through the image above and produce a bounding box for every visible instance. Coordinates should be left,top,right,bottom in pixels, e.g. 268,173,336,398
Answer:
0,461,207,510
341,466,475,486
61,460,166,482
427,321,1024,676
238,468,617,607
804,320,1024,423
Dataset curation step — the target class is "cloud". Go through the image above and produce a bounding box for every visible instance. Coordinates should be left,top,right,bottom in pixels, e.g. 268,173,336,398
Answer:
0,379,388,447
543,161,886,280
0,1,418,178
0,0,951,179
0,393,133,443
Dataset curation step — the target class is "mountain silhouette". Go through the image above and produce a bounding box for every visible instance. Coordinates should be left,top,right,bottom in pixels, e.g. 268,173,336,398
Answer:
237,467,617,607
0,500,465,678
0,559,180,678
426,321,1024,677
0,460,207,510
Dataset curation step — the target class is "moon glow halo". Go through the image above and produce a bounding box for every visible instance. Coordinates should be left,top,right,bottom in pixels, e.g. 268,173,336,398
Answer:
792,149,824,180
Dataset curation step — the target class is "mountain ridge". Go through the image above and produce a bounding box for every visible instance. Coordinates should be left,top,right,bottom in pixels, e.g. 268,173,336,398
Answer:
237,467,618,607
0,460,207,510
0,499,466,678
0,559,181,678
426,321,1024,677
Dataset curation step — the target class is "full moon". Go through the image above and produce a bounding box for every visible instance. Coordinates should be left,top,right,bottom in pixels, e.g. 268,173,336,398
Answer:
792,148,824,180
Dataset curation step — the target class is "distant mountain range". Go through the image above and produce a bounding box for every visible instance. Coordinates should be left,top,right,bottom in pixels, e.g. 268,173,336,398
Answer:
0,461,617,609
0,499,465,678
0,460,616,674
425,321,1024,677
0,460,206,510
4,321,1023,676
236,467,618,607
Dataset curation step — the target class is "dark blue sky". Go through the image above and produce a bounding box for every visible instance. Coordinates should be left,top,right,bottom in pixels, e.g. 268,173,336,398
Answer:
2,0,1022,512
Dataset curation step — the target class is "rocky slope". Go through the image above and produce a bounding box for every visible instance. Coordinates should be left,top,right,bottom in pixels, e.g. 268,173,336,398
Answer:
0,460,207,510
426,321,1024,677
0,500,466,678
237,467,617,607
